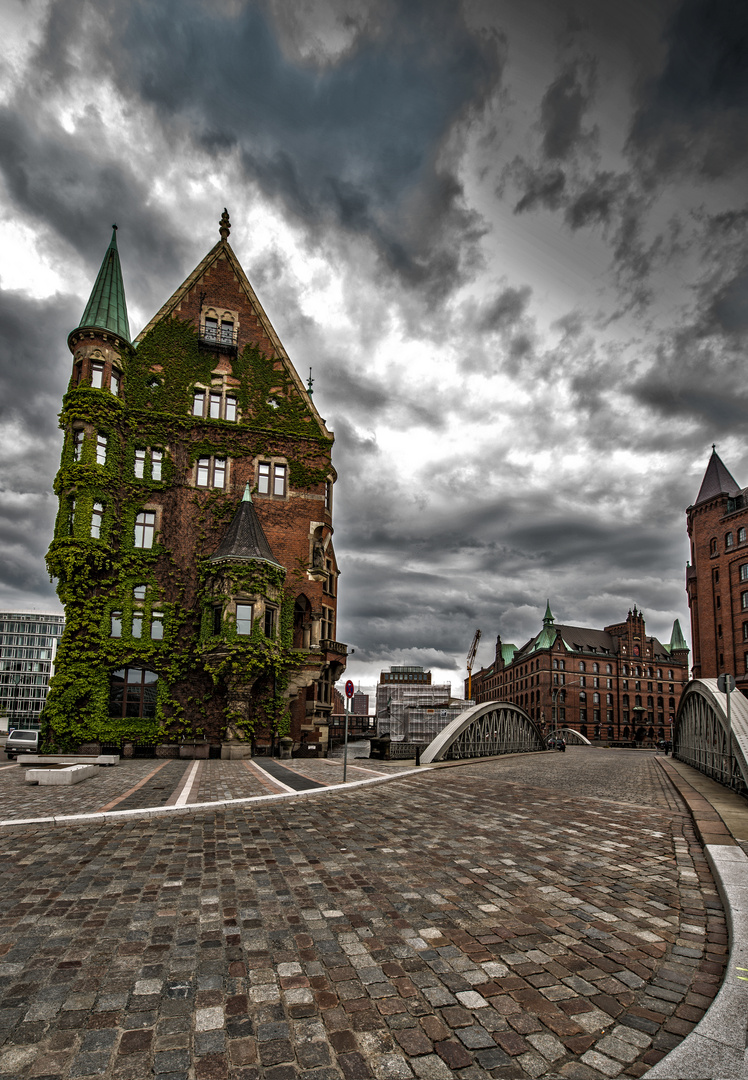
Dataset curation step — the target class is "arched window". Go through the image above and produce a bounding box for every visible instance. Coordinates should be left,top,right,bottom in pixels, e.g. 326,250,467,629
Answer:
579,661,586,672
109,668,158,718
606,663,612,675
710,537,717,555
726,532,734,548
593,662,599,673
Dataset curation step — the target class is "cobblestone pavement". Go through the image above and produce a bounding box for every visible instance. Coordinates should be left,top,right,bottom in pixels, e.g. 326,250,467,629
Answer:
0,758,402,822
0,753,726,1079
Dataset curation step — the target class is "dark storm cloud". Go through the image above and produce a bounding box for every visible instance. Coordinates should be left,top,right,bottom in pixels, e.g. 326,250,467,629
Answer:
629,0,748,177
0,107,190,318
0,288,77,432
30,0,504,302
0,288,74,603
540,59,597,161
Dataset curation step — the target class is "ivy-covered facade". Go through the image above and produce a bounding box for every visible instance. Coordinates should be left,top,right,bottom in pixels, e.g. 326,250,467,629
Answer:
45,212,347,754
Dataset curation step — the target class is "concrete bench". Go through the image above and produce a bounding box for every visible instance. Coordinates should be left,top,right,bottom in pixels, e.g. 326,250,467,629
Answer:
25,764,97,786
23,755,119,766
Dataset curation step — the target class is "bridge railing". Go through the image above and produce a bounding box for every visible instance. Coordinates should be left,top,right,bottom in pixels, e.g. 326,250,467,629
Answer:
421,701,546,764
674,679,748,795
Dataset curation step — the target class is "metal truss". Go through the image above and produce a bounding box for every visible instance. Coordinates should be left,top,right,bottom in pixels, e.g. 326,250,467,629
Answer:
674,679,748,795
547,727,592,745
421,701,545,764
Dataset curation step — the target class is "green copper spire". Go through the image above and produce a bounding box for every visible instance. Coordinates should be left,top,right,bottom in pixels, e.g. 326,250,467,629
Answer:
668,619,689,652
242,482,252,502
533,601,557,651
76,226,130,342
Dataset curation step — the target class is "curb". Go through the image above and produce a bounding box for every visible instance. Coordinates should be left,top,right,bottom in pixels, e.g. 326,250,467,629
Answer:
641,758,748,1078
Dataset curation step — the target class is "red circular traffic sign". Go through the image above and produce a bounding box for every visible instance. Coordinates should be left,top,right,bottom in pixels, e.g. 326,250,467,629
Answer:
345,680,355,698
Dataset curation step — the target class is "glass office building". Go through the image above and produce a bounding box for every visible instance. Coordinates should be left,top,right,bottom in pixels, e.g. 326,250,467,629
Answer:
0,612,65,729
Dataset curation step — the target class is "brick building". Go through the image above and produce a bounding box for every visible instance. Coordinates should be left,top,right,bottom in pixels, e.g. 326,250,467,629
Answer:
468,603,689,742
45,212,346,753
686,448,748,691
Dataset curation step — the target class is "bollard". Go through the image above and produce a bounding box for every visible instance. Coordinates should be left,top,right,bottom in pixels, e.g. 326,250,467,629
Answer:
415,746,421,767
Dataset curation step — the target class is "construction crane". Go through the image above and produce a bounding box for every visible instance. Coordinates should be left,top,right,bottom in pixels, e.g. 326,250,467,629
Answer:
466,629,481,701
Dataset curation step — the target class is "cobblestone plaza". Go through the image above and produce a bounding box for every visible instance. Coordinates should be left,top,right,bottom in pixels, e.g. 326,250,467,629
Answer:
0,750,730,1078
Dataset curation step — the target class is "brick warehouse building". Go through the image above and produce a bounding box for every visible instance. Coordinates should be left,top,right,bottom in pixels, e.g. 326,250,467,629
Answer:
686,447,748,692
44,212,346,754
468,604,689,742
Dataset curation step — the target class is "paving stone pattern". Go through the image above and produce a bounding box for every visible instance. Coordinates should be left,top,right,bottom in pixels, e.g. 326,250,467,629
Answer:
0,752,726,1078
0,758,402,822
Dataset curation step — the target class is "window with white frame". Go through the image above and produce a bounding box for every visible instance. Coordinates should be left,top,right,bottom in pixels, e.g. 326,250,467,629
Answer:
257,461,287,497
236,604,253,635
133,584,146,600
72,429,83,461
209,392,222,419
91,361,104,388
741,564,748,582
111,611,122,638
192,389,205,416
132,613,143,639
111,369,121,395
91,502,104,539
740,527,747,544
134,511,156,548
151,613,164,640
195,457,226,489
225,395,237,422
134,448,164,481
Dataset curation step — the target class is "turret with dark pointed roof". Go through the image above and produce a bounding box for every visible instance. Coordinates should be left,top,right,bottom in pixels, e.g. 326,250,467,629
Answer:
69,226,130,347
693,447,741,507
210,485,284,570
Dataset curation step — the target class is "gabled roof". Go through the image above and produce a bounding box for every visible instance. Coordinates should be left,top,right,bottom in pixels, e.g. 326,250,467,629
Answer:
74,226,130,343
693,449,741,506
209,485,284,569
133,216,331,439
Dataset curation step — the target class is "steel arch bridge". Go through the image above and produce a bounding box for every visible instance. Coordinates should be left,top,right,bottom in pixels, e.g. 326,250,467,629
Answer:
547,727,592,745
674,679,748,794
421,701,546,764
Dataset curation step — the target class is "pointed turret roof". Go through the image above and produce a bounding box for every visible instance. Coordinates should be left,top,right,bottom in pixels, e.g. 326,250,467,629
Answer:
532,601,558,651
694,448,741,506
73,226,130,343
668,619,689,653
209,485,284,569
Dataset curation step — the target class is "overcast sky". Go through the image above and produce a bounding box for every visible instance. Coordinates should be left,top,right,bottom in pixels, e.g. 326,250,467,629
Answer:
1,0,747,691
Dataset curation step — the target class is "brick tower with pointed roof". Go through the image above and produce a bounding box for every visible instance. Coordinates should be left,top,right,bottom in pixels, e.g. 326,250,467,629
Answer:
46,213,346,754
686,448,748,689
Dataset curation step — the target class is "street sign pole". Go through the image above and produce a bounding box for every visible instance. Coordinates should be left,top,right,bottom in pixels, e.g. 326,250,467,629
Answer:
344,680,355,783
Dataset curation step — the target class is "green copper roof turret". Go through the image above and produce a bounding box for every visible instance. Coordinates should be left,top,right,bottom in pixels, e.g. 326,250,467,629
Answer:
74,226,130,343
532,600,557,651
669,619,689,652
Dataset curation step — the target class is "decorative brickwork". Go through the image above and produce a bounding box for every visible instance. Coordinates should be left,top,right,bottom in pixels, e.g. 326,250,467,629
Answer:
469,605,688,743
45,216,346,752
686,449,748,690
